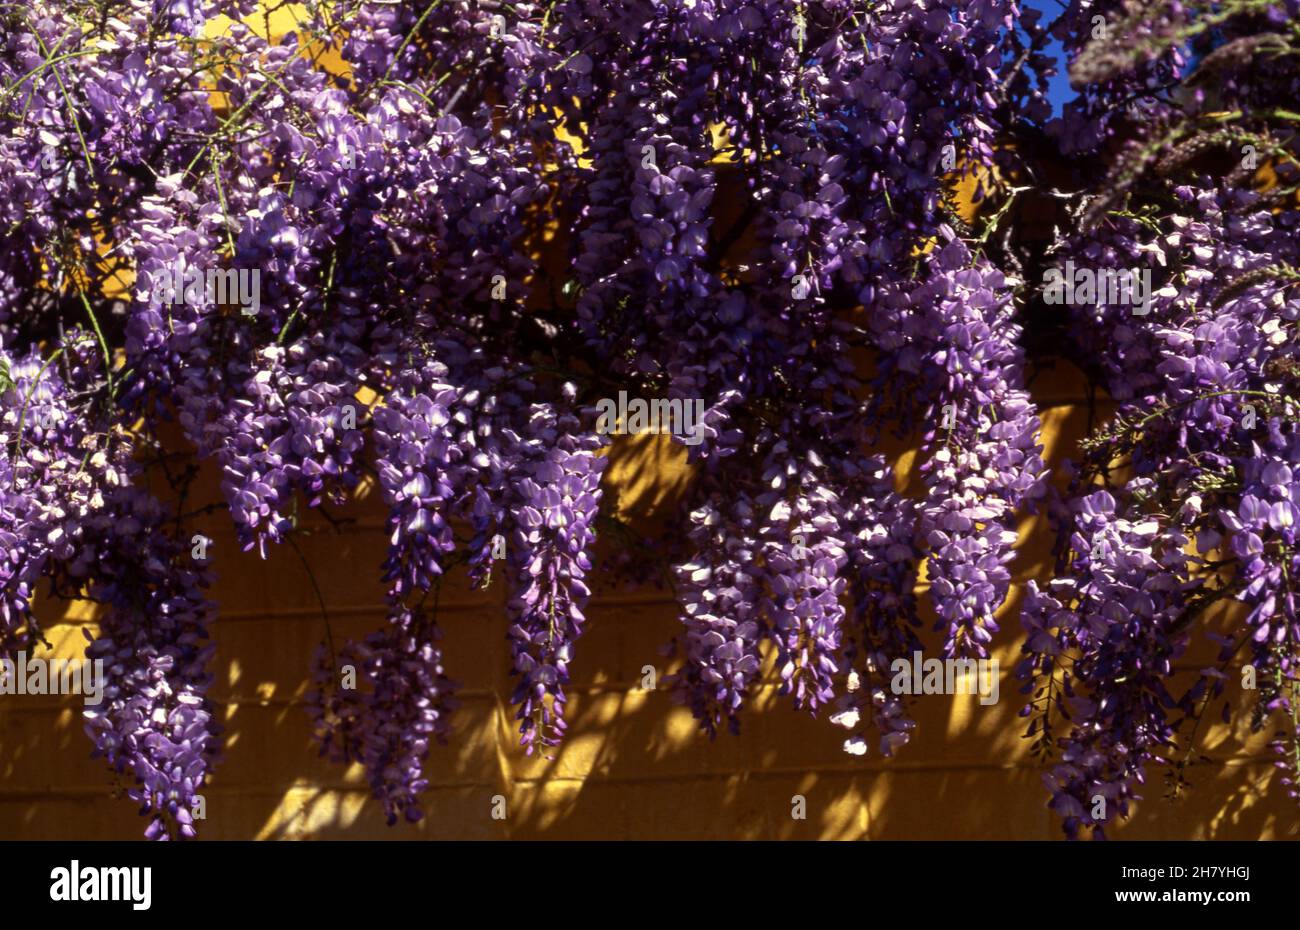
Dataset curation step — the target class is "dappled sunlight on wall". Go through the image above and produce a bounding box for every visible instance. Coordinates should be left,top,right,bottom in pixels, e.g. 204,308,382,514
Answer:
2,358,1294,840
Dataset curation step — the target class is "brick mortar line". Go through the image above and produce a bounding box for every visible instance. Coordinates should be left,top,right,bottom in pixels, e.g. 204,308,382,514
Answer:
33,593,684,627
0,673,1273,707
32,564,1138,630
507,753,1283,784
0,754,1280,798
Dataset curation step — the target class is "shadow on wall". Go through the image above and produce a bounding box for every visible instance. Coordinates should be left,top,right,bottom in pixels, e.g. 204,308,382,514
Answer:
4,358,1295,840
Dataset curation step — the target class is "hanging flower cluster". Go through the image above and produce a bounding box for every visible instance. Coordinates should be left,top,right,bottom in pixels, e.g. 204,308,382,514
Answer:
2,0,1299,839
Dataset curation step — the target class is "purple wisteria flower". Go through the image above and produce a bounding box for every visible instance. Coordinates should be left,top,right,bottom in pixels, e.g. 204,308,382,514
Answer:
2,0,1299,841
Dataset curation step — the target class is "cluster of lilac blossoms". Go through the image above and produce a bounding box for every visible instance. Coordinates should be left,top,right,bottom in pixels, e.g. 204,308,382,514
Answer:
2,0,1300,840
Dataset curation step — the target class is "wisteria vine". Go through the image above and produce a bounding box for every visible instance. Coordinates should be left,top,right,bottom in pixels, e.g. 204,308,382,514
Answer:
2,0,1299,839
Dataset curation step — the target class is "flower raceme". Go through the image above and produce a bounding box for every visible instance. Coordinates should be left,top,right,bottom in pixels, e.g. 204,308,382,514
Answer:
1,0,1299,840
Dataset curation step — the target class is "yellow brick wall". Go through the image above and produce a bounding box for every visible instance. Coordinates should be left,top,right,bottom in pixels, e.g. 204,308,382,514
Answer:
3,356,1295,840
